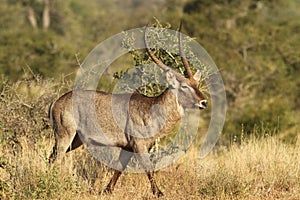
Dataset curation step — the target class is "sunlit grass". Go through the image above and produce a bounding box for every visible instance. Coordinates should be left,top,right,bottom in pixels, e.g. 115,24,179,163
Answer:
1,133,299,199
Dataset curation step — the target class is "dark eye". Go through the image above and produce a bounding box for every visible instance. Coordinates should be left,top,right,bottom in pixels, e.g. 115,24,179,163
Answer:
182,85,189,89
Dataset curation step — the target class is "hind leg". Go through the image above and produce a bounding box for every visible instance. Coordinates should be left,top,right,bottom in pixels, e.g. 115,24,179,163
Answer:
49,127,79,163
104,149,133,193
66,132,83,152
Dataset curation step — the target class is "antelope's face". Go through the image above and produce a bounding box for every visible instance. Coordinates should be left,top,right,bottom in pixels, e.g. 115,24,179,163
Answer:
145,24,208,111
166,70,207,110
178,81,207,110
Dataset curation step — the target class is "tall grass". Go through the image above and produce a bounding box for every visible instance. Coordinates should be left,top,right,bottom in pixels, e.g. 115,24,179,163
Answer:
1,75,299,199
197,136,300,199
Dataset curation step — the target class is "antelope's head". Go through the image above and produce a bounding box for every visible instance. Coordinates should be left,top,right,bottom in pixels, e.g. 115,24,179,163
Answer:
144,24,207,110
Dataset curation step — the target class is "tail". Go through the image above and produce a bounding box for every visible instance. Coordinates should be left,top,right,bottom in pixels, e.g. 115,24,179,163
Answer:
48,101,57,163
48,101,55,128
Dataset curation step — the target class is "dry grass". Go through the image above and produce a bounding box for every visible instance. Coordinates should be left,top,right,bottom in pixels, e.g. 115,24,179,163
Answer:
1,76,300,199
197,137,300,200
1,135,299,200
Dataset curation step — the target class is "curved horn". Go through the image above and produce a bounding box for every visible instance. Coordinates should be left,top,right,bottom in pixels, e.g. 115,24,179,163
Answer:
144,25,186,81
178,22,194,79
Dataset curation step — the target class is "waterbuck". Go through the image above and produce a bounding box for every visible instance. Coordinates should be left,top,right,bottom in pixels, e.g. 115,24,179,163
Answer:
48,25,208,197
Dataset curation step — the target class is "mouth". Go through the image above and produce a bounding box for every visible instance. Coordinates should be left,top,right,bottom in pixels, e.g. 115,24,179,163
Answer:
194,104,206,110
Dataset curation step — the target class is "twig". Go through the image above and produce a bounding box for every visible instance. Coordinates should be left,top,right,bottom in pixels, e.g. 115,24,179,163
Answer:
21,102,33,109
25,64,39,81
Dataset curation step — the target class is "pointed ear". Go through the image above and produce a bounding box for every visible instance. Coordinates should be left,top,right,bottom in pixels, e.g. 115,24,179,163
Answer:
193,70,201,82
166,71,179,88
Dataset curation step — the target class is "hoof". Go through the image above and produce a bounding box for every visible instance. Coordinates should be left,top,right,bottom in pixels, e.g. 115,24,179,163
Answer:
153,190,163,198
103,187,112,194
157,191,164,197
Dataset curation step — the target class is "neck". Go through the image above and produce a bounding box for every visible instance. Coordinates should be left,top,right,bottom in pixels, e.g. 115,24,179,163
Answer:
157,88,184,118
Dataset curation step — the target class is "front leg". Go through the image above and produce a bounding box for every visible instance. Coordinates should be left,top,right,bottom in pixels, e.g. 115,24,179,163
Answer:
133,143,163,197
146,171,163,197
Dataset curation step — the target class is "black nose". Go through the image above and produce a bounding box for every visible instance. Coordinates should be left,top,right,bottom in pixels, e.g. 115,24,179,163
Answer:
201,100,208,107
199,100,208,109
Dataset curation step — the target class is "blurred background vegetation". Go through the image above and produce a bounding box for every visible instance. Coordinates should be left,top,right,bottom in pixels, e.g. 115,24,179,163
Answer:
0,0,299,143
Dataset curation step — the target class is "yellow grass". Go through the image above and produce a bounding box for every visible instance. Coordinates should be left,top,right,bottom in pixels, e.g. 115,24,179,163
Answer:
1,135,299,200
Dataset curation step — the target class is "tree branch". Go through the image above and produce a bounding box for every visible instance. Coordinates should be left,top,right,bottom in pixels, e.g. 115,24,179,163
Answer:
42,0,51,30
27,6,37,29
